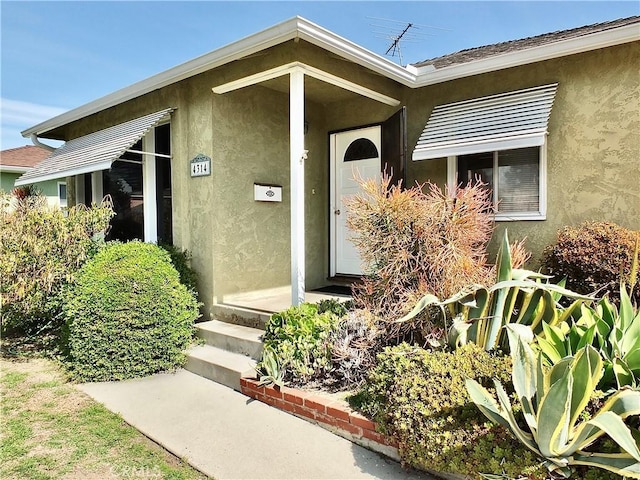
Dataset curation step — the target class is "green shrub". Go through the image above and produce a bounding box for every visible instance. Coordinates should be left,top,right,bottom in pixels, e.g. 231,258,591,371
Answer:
543,221,639,305
159,242,199,296
258,302,339,384
0,192,113,333
62,241,199,381
316,298,352,317
350,343,549,479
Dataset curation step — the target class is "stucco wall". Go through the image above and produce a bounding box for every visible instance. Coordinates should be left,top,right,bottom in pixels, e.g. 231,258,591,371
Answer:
405,41,640,265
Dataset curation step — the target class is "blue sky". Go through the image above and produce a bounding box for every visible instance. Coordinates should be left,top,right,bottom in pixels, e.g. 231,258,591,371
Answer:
1,1,638,150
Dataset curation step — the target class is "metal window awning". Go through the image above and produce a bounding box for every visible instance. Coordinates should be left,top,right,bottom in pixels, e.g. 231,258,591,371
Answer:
412,84,558,161
15,108,174,186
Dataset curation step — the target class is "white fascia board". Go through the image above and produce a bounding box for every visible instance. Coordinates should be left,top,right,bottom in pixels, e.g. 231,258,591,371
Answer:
22,17,411,139
295,20,415,86
412,23,640,87
0,166,31,174
14,161,113,186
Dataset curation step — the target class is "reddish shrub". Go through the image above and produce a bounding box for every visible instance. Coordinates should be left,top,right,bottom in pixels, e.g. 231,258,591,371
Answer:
542,221,639,305
346,175,496,339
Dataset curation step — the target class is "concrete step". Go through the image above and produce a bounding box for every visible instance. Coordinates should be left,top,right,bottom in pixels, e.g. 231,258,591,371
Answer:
195,320,264,360
210,304,271,330
185,345,257,392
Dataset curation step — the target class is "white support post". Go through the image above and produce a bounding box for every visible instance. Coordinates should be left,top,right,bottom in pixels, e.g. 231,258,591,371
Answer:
75,175,85,206
142,129,158,243
91,171,103,204
290,69,306,306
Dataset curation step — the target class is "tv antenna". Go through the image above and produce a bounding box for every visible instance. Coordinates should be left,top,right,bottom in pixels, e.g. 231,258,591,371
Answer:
368,17,449,66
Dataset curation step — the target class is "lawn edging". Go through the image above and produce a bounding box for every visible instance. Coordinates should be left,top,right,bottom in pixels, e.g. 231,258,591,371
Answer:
240,377,400,461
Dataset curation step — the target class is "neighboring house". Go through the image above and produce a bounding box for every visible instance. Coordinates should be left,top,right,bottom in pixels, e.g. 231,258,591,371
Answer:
16,16,639,317
0,145,67,208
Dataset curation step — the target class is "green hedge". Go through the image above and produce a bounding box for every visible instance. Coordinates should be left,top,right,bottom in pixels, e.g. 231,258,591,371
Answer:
62,241,199,381
350,343,549,479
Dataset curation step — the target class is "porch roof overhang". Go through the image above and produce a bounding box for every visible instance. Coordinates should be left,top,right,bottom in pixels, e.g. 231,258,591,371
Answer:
212,62,401,106
15,108,173,186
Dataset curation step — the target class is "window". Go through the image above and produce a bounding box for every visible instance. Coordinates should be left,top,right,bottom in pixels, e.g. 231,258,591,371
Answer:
57,182,67,208
344,138,379,162
451,145,546,221
412,84,557,222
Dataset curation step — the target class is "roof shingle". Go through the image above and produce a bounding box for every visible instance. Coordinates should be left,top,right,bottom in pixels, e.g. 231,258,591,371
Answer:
412,16,640,69
0,145,52,168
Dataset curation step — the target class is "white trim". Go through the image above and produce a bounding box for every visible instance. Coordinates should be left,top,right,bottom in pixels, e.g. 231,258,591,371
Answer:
447,143,547,222
290,69,306,306
213,63,298,93
412,22,640,86
213,62,400,107
446,155,457,193
142,129,158,243
329,133,337,278
125,149,172,159
91,171,103,204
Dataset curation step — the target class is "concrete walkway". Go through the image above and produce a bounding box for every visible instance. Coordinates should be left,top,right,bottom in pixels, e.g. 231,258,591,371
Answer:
79,369,435,480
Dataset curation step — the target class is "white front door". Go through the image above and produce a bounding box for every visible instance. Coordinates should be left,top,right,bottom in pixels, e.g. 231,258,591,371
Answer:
330,126,381,276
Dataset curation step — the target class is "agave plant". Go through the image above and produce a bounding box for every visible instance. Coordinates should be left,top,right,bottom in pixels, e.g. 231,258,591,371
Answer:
537,284,640,390
398,230,592,352
466,325,640,478
256,346,286,388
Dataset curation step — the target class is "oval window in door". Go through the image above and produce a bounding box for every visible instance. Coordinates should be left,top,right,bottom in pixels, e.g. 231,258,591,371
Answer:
344,138,379,162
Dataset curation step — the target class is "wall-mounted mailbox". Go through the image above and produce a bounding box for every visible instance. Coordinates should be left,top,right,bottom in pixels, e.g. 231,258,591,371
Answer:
254,183,282,202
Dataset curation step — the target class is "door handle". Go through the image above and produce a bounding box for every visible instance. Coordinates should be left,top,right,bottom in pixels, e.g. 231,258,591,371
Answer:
335,209,341,215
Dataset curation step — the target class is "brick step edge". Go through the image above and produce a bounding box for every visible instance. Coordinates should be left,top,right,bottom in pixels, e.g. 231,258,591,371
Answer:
240,378,400,461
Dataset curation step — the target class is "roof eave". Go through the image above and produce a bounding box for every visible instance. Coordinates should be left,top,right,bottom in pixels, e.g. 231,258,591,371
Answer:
0,166,31,174
411,22,640,87
21,16,413,139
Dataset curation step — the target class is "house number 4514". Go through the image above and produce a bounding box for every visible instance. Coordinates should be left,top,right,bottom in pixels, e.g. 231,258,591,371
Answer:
190,154,211,177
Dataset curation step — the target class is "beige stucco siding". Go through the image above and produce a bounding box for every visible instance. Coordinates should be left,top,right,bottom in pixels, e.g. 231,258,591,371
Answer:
405,41,640,264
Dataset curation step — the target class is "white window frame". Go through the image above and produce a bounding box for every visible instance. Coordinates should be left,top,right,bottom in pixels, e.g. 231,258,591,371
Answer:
57,181,68,208
447,142,547,222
